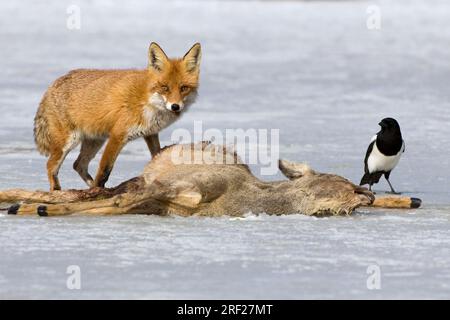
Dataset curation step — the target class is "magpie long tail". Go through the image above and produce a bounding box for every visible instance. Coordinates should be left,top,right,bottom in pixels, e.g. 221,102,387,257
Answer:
360,172,383,186
360,173,371,186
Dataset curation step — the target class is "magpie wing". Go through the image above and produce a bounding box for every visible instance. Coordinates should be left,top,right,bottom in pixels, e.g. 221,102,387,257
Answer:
364,140,376,174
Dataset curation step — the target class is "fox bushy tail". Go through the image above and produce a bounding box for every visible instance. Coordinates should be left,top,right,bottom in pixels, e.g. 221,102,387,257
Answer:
33,97,51,156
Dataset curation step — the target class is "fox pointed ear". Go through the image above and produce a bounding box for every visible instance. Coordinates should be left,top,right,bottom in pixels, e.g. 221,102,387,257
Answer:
148,42,169,72
183,43,202,73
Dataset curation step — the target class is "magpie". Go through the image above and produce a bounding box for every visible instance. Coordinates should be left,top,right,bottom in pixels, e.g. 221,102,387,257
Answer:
360,117,405,194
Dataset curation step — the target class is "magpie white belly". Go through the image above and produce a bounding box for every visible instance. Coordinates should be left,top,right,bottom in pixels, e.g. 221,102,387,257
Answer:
367,142,404,173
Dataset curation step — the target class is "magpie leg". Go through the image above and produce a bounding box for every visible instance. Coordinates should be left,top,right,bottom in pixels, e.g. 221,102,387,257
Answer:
385,178,400,194
368,184,376,194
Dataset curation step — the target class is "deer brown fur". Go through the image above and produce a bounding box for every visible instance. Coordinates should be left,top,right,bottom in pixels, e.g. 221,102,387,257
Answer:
0,142,377,217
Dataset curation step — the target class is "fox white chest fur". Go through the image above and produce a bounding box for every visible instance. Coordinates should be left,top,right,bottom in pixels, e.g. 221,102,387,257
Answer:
127,93,180,141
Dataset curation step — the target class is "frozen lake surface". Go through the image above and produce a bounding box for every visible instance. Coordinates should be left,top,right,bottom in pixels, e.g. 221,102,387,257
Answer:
0,0,449,299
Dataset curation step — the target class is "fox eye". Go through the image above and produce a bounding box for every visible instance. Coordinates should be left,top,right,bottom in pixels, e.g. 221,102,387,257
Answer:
180,85,190,93
160,85,169,92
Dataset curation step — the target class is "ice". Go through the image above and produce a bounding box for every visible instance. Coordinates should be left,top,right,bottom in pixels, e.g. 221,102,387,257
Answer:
0,0,450,299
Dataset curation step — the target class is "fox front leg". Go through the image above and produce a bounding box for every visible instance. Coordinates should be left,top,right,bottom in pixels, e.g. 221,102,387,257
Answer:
144,133,161,157
94,134,127,188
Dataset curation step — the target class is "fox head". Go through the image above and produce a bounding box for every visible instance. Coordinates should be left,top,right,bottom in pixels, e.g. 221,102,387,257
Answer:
147,42,201,113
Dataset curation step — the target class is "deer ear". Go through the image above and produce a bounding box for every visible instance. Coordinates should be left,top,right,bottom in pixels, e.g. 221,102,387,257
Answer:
279,159,314,180
159,180,203,208
172,190,202,208
183,43,202,73
148,42,169,72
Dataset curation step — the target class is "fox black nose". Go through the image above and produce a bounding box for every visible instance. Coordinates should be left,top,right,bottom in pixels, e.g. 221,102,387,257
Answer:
171,104,180,112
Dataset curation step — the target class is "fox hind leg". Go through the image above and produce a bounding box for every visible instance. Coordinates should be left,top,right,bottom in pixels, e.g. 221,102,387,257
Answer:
47,150,64,191
73,138,106,187
47,131,80,191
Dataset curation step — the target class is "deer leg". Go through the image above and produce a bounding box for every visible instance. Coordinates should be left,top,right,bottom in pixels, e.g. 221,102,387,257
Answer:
0,189,89,205
7,192,153,217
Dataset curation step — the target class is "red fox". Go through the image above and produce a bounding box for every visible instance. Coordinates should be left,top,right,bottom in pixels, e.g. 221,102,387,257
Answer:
34,42,201,191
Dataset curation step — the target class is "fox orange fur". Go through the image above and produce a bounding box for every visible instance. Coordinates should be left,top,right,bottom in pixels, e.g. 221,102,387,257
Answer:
34,42,201,191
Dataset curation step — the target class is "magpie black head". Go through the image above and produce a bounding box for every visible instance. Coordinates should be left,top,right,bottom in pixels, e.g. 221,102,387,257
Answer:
378,117,401,135
377,117,403,155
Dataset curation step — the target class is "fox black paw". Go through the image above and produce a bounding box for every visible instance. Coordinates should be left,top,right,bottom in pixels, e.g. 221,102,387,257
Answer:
7,204,20,215
96,167,111,188
37,205,48,217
